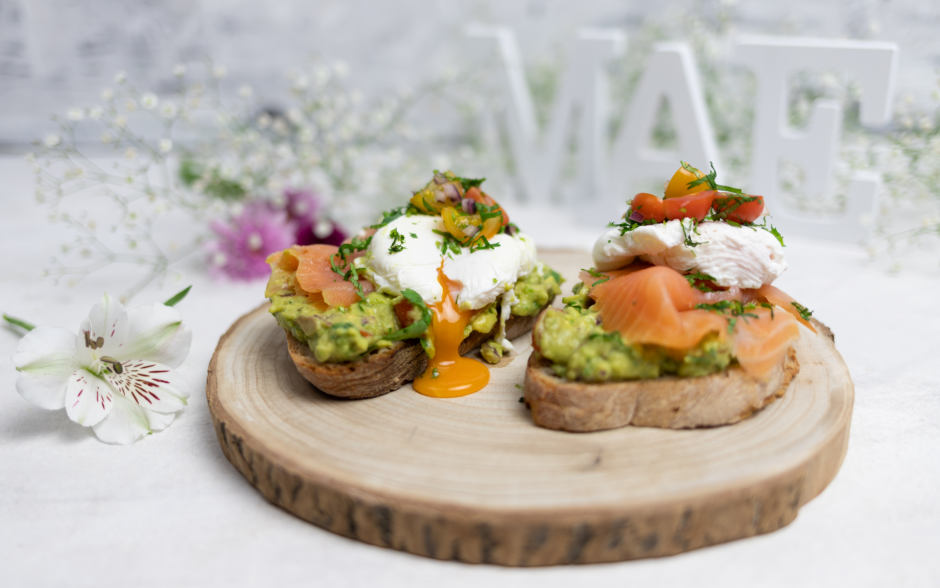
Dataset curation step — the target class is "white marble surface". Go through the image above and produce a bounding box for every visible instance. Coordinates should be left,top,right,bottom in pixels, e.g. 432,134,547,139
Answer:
1,155,938,587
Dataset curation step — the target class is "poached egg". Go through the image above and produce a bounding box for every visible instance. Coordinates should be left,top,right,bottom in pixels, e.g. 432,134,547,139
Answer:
592,219,786,289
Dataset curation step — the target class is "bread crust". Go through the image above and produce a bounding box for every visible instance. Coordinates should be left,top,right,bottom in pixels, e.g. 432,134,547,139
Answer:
286,308,545,399
523,346,800,432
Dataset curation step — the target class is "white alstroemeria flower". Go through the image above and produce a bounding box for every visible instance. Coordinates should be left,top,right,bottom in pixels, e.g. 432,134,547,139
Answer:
13,293,192,444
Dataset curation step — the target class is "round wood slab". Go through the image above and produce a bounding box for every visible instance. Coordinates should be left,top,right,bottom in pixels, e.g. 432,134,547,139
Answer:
206,251,854,566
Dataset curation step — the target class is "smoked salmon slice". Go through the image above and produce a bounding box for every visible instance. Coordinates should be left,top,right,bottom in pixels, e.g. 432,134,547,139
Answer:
590,264,801,378
730,306,800,377
591,265,721,349
285,244,375,308
757,284,817,333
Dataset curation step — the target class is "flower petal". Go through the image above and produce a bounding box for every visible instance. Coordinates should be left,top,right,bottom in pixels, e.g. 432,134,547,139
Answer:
13,326,81,410
65,370,114,427
146,409,177,431
80,292,129,358
115,304,192,368
91,393,151,444
103,360,190,413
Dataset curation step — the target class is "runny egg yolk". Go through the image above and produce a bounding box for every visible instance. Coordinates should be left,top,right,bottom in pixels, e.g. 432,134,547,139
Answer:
413,266,490,398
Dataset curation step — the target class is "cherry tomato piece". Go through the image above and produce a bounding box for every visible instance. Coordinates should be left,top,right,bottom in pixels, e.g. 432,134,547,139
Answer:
629,193,666,223
664,164,710,199
394,299,418,328
465,187,510,226
663,190,717,221
442,207,482,242
711,193,765,224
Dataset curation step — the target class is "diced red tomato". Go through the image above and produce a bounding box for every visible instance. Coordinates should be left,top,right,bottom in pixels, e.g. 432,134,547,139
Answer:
712,193,765,224
664,190,717,221
394,299,417,328
466,187,510,226
629,193,666,223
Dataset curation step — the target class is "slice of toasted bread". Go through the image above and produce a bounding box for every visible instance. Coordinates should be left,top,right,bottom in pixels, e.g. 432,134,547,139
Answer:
523,346,800,432
286,309,545,399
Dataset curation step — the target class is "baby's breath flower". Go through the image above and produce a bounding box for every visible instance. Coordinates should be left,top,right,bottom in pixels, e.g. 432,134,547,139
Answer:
114,115,127,128
24,152,35,163
173,64,186,77
159,138,173,154
256,113,272,128
141,93,159,110
89,107,103,120
238,85,253,98
114,71,126,83
124,147,137,159
101,87,114,101
124,99,137,112
100,132,112,144
67,107,85,121
287,108,302,124
213,64,227,79
314,66,331,87
44,133,61,147
160,101,178,118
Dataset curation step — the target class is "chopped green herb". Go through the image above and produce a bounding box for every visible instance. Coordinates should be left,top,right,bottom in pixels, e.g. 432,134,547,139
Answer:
432,367,440,378
695,299,760,333
385,289,432,341
163,285,192,307
790,301,814,321
682,161,744,193
684,272,717,292
388,228,406,253
582,267,610,287
454,175,485,191
432,230,463,257
410,233,418,239
469,235,501,252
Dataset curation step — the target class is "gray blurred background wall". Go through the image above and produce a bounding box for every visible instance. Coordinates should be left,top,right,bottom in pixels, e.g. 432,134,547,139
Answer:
1,0,938,149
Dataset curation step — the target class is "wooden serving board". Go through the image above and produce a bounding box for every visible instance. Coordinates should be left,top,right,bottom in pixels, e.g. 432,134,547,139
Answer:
206,250,854,566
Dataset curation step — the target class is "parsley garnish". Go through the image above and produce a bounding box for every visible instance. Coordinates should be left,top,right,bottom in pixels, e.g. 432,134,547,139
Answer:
432,230,463,258
454,176,485,191
385,288,432,341
684,272,717,292
680,219,706,249
582,267,609,287
329,234,373,300
682,161,743,193
790,301,814,321
388,228,406,253
476,202,504,225
695,300,760,333
432,368,440,378
469,235,501,252
370,203,425,230
410,233,418,239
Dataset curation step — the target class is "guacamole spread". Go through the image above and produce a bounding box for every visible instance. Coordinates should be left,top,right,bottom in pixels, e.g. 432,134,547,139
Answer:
266,255,562,364
534,304,733,382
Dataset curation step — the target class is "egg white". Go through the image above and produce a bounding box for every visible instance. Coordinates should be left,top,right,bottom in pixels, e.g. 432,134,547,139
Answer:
593,219,787,289
365,214,537,310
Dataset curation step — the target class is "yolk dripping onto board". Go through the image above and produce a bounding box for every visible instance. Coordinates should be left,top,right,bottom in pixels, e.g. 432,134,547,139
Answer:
412,267,490,398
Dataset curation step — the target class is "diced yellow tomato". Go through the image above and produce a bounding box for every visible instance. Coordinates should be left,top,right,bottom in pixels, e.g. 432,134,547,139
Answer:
410,188,443,213
442,207,482,242
478,215,501,241
664,163,710,199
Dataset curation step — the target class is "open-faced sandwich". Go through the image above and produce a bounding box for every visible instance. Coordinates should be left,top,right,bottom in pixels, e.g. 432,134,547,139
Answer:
265,171,563,399
524,162,820,432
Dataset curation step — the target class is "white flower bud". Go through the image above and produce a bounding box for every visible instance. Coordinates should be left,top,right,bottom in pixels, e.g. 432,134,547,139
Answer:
213,65,227,79
115,115,127,128
67,107,85,121
238,85,253,98
173,64,186,77
314,219,333,238
115,71,127,83
44,133,61,147
159,138,173,154
141,93,159,109
101,87,114,101
101,132,112,144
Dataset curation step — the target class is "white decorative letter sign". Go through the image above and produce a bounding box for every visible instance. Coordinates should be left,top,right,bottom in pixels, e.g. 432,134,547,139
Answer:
731,35,898,242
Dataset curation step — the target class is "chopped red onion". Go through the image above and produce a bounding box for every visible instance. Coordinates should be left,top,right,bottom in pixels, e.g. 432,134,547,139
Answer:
442,183,461,203
461,198,476,214
433,172,448,185
628,210,645,222
434,190,446,202
462,225,480,238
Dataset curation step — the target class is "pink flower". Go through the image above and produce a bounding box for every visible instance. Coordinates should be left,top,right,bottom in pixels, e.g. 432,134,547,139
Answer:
283,188,347,246
207,202,295,280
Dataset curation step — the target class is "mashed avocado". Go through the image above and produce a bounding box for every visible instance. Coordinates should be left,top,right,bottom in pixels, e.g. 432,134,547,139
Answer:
535,306,733,382
266,250,562,364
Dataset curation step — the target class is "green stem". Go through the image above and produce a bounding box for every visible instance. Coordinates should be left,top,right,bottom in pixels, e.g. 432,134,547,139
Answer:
3,314,36,332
